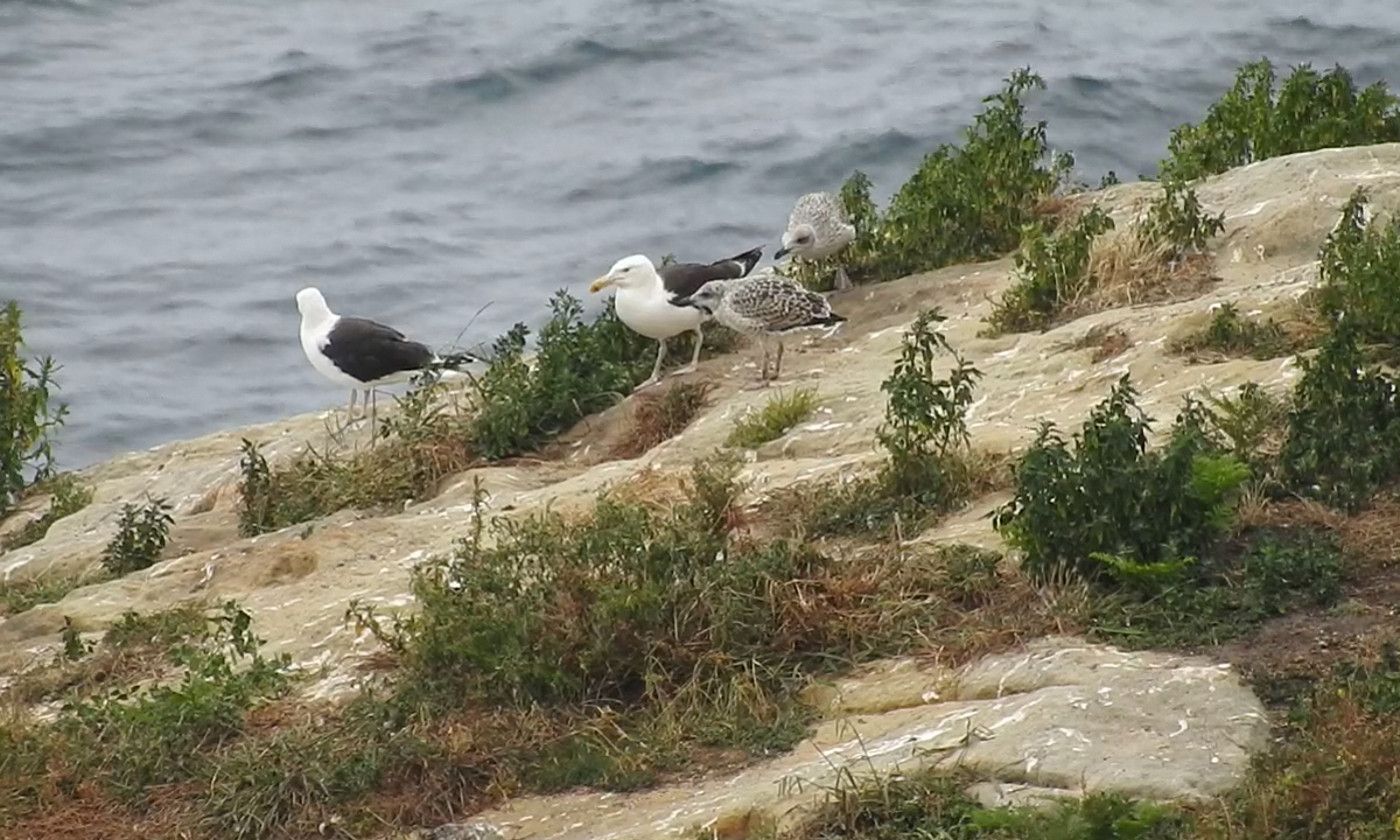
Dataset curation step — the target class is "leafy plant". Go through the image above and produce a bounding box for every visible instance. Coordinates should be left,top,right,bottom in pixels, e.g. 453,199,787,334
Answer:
1315,187,1400,348
727,387,819,449
470,293,653,459
1280,321,1400,511
994,376,1248,584
1139,178,1225,257
793,70,1069,289
1161,59,1400,182
988,206,1115,332
0,302,68,517
100,497,175,576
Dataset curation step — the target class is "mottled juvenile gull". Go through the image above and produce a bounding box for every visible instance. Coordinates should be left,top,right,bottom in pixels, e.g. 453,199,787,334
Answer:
674,275,846,384
589,247,763,387
775,191,857,292
296,287,475,435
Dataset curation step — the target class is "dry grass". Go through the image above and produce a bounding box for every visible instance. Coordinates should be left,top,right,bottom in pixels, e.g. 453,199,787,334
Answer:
611,380,715,459
1077,224,1217,314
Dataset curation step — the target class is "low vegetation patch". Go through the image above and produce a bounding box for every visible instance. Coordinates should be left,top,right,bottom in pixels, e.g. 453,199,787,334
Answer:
469,292,653,460
1315,187,1400,349
0,602,290,825
1161,59,1400,182
727,387,819,449
1,473,92,551
989,180,1223,334
1169,303,1298,361
1,301,69,519
0,573,94,618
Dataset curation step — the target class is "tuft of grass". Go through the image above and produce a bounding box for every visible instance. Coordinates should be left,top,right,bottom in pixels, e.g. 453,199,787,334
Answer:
0,601,291,824
0,473,92,551
1160,59,1400,182
100,497,174,576
727,387,819,449
0,301,68,518
0,573,94,618
783,768,1185,840
613,380,715,459
1169,302,1297,361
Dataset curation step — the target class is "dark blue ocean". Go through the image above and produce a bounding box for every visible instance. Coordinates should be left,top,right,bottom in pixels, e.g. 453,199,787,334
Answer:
3,0,1398,468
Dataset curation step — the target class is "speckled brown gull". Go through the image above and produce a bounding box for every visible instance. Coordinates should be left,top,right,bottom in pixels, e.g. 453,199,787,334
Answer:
673,273,846,384
775,191,857,292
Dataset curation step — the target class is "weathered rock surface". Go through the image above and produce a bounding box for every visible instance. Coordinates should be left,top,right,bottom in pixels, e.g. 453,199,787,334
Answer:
7,143,1400,833
469,639,1267,838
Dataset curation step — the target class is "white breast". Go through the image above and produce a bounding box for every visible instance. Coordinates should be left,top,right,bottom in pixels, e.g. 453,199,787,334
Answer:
614,286,703,340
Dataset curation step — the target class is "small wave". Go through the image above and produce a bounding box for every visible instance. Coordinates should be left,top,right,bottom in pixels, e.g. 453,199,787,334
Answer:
563,156,740,202
425,34,685,108
233,58,348,100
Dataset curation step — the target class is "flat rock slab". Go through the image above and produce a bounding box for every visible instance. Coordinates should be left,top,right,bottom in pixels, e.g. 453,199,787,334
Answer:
469,637,1268,839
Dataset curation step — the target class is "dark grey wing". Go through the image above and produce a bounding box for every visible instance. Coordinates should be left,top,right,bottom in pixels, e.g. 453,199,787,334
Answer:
322,316,435,383
659,246,764,302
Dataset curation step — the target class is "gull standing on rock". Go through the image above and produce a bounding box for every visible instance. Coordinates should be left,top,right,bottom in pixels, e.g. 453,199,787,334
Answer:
296,287,475,437
589,247,763,387
775,191,857,292
673,274,846,385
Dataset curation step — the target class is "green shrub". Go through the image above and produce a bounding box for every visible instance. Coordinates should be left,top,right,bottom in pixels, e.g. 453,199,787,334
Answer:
0,473,92,551
994,376,1248,584
1315,187,1400,347
1139,178,1225,258
100,497,174,576
0,301,68,517
1199,382,1290,475
726,387,819,449
470,293,652,459
987,206,1114,332
802,70,1069,288
1161,59,1400,182
1280,322,1400,511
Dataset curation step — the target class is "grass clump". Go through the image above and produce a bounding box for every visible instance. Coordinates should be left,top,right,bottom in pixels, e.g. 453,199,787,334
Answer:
100,496,174,576
1,301,68,518
0,574,92,618
0,472,92,551
1170,302,1295,361
1161,59,1400,182
987,206,1114,332
727,387,819,449
613,379,714,459
470,292,652,460
799,309,983,536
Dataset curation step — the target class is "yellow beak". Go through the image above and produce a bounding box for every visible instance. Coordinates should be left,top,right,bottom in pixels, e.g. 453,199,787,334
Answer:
588,275,613,294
